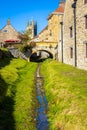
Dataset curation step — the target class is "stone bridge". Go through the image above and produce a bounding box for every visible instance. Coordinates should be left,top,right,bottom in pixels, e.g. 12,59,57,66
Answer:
30,45,57,61
8,43,58,62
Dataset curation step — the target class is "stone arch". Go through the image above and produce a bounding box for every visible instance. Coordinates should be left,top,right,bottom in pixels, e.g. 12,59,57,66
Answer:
30,49,53,62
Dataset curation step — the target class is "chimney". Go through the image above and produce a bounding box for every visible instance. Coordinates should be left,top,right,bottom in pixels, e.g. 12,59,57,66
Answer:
7,18,11,25
60,0,65,8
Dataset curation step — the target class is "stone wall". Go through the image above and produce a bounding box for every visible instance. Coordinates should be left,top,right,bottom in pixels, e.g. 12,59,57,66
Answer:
38,26,49,42
62,0,87,70
48,14,63,43
76,0,87,70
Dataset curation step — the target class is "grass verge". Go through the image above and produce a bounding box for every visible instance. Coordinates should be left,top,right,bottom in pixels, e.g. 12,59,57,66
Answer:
0,58,37,130
41,59,87,130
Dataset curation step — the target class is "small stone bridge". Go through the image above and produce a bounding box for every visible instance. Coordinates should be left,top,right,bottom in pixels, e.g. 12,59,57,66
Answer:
30,45,57,60
8,44,58,62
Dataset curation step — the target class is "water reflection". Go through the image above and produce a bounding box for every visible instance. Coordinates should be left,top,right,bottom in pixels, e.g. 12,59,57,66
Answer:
36,64,49,130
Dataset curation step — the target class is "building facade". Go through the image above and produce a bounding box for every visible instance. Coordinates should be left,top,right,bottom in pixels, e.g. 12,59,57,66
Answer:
47,2,65,44
0,19,20,47
61,0,87,70
26,20,37,39
31,2,65,50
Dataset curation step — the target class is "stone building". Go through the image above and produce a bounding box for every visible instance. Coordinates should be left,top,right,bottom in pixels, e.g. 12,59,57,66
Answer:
38,25,48,43
26,20,37,39
61,0,87,70
47,2,65,44
31,2,65,49
0,19,20,47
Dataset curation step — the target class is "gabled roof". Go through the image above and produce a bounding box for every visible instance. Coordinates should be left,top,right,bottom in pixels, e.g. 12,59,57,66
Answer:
0,19,19,33
54,2,65,13
0,19,21,43
47,2,65,20
38,25,48,35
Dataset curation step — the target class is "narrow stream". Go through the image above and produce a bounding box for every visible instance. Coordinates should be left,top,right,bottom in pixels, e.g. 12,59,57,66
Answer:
36,64,49,130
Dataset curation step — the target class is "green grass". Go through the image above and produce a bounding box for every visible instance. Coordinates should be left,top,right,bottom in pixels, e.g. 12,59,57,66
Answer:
0,47,8,51
0,58,37,130
41,59,87,130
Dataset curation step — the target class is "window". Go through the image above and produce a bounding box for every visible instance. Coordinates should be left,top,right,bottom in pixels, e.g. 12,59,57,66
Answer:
84,0,87,4
49,30,52,36
70,47,73,58
3,30,7,32
70,27,73,38
85,16,87,29
86,44,87,58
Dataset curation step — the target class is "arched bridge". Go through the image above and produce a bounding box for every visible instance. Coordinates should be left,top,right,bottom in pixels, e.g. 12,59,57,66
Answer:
30,46,57,62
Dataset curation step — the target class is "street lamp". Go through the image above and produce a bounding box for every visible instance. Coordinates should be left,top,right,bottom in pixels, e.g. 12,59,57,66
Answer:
60,21,63,63
72,0,77,67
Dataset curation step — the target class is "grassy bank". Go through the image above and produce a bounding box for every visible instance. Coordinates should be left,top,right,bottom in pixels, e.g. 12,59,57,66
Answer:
0,58,37,130
41,59,87,130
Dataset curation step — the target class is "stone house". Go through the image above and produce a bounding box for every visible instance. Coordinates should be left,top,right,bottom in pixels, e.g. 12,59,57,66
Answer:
61,0,87,70
31,2,65,49
0,19,20,47
47,2,65,44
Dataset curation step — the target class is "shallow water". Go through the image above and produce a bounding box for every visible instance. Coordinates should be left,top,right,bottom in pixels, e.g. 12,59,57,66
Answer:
36,64,49,130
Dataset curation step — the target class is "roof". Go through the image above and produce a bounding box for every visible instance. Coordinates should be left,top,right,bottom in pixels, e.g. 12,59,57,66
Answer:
0,19,21,43
38,25,48,35
47,2,65,20
55,3,65,13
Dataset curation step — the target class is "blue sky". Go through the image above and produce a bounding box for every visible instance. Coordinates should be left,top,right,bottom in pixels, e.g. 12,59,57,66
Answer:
0,0,60,34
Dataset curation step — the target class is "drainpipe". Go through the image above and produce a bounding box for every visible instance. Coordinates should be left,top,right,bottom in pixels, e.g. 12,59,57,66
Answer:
60,21,63,63
72,0,77,67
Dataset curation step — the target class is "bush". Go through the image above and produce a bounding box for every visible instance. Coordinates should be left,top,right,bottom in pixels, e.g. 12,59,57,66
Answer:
19,44,32,53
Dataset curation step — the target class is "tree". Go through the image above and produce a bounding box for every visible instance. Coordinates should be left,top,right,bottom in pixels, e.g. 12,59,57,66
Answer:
18,30,31,45
18,30,36,53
